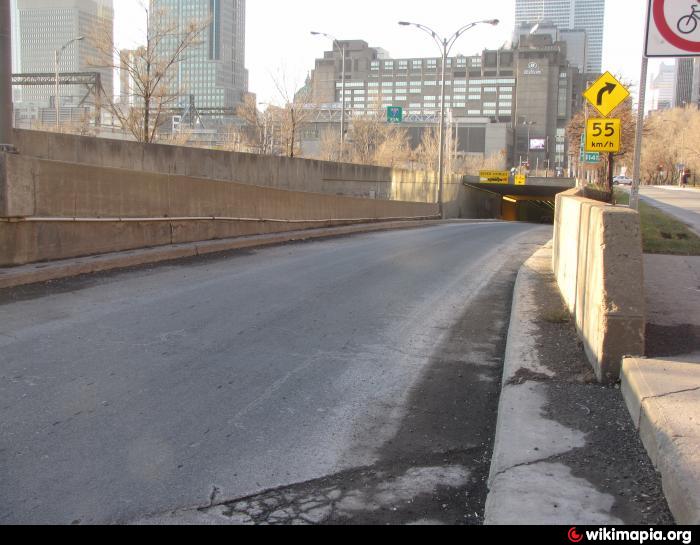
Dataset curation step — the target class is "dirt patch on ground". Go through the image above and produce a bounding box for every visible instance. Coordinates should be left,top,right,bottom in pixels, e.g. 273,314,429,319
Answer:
530,267,674,525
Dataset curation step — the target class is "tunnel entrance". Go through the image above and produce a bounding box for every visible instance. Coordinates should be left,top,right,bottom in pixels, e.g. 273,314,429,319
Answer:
465,177,574,224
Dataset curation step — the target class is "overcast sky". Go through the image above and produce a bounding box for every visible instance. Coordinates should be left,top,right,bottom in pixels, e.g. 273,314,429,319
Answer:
114,0,660,105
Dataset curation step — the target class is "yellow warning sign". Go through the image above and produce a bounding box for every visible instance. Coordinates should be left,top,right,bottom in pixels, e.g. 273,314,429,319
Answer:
479,171,509,184
583,72,630,118
515,175,527,186
586,119,621,153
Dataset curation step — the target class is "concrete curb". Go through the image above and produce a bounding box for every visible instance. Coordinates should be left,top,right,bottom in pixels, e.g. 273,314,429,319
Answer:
621,356,700,525
0,219,496,290
484,243,626,525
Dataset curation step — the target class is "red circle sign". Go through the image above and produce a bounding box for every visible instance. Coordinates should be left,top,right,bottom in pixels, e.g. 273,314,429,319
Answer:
653,0,700,52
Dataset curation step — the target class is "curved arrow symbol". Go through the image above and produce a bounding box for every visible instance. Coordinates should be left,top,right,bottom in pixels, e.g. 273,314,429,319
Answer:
597,82,617,106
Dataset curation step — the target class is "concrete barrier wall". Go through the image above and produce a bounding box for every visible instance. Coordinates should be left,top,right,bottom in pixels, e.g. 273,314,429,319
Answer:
13,129,450,206
0,152,438,266
553,189,645,383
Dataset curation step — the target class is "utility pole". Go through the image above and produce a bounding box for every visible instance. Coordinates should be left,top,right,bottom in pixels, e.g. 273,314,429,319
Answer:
0,0,14,150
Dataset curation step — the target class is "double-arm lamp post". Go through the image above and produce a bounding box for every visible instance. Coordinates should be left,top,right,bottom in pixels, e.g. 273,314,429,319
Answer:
399,19,499,219
311,31,346,160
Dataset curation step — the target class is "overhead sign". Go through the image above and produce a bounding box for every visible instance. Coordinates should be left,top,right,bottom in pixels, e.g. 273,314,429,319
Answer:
479,171,509,184
515,175,527,186
583,72,630,117
646,0,700,57
586,119,622,153
387,106,403,123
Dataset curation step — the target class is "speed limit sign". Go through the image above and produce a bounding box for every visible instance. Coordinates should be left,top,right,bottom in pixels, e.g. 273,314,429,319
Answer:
586,119,621,153
646,0,700,56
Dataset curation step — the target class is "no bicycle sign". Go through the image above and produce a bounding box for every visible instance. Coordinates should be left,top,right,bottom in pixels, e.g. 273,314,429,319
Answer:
646,0,700,56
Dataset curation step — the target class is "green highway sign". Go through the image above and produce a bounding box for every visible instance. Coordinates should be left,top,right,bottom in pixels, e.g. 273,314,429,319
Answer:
581,152,601,163
387,106,403,123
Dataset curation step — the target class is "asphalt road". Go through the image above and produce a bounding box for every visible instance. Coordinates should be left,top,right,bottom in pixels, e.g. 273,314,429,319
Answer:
0,222,550,524
640,186,700,235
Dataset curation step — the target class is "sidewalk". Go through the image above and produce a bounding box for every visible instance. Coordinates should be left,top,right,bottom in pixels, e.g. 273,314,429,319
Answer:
485,244,673,525
619,254,700,525
640,187,700,236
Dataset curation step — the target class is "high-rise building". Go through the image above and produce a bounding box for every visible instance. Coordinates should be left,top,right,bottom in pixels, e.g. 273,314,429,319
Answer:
149,0,248,112
514,21,587,72
675,58,695,108
514,0,606,73
650,62,675,112
15,0,114,107
674,58,700,109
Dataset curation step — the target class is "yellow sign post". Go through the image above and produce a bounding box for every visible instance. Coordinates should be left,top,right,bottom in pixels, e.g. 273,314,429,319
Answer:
583,72,630,118
586,119,621,153
515,174,527,186
479,171,509,184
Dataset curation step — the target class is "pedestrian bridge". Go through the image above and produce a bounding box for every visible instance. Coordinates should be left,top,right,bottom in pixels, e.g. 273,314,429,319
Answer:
464,176,576,223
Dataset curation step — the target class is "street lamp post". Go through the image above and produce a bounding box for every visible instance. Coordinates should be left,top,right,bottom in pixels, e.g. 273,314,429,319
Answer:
311,32,346,160
399,19,499,219
55,36,84,129
0,0,13,149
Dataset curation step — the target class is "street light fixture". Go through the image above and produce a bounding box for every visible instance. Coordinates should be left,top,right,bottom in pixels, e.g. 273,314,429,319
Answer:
55,36,84,129
311,31,346,160
399,19,499,219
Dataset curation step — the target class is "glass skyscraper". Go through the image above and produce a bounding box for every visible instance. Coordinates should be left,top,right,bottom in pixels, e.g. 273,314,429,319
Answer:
15,0,114,106
149,0,248,111
514,0,606,73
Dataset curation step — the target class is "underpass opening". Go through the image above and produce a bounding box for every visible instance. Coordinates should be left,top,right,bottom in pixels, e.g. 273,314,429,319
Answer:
465,177,574,224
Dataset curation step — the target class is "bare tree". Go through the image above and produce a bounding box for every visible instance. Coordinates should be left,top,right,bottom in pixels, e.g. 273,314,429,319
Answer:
640,107,700,185
270,70,313,158
236,94,271,154
317,127,343,162
373,124,411,168
89,1,209,143
414,127,441,172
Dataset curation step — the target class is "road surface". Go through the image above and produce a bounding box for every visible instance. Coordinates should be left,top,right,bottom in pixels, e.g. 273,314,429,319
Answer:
640,186,700,235
0,222,550,524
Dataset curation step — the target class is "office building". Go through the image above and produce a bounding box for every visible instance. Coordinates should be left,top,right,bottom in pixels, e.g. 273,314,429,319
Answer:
649,62,675,112
149,0,248,113
514,0,606,73
514,21,587,73
15,0,114,108
304,33,585,171
674,58,700,108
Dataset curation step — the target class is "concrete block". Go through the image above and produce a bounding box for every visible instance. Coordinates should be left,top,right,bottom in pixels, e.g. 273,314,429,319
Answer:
1,153,36,217
554,192,645,383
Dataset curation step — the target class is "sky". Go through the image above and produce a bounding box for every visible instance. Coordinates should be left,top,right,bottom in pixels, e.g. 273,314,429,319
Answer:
114,0,659,106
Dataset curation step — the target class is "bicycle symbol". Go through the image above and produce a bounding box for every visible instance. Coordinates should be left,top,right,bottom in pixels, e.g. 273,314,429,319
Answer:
678,4,700,34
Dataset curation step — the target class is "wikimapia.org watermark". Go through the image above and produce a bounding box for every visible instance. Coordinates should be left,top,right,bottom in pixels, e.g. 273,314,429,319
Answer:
568,528,693,545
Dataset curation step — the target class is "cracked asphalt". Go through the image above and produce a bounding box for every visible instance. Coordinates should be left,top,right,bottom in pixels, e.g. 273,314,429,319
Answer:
0,222,550,524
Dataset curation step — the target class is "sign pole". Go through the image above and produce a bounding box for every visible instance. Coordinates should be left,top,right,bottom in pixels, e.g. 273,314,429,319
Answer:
631,56,649,211
0,0,13,150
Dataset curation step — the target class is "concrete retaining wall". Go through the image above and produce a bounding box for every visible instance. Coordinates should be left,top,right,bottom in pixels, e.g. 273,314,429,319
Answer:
0,152,438,266
13,129,452,206
553,189,645,383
